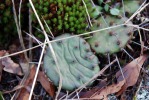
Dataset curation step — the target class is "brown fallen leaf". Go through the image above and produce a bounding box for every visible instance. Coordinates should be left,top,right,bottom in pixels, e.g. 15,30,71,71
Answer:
38,71,55,98
116,55,147,95
17,66,36,100
0,50,6,56
90,80,125,100
1,53,23,76
80,78,107,98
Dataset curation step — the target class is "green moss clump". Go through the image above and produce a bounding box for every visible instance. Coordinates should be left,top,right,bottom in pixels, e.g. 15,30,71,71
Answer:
31,0,91,36
0,0,17,46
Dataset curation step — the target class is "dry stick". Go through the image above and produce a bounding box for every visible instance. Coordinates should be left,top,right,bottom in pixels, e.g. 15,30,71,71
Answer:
115,55,125,80
3,85,24,94
33,26,53,39
125,2,149,24
11,0,29,62
29,8,33,61
42,18,54,39
0,23,125,60
132,41,149,50
126,24,149,32
28,0,62,99
76,91,80,100
24,31,43,47
29,40,46,100
18,0,22,28
138,29,144,55
66,59,117,99
107,54,111,70
122,48,146,73
11,1,30,99
82,0,92,26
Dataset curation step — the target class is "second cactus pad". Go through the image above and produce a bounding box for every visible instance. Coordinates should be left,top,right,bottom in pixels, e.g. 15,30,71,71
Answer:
43,34,100,91
88,15,134,54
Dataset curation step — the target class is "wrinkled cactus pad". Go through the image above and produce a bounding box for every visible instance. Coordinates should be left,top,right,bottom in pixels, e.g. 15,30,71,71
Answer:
88,15,134,54
43,34,100,91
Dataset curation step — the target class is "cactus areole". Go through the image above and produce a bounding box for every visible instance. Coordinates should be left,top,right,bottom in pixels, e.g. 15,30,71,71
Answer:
43,34,100,91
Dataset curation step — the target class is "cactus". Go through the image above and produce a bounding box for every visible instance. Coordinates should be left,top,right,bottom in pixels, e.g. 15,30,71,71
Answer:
88,15,134,55
31,0,90,36
43,34,100,91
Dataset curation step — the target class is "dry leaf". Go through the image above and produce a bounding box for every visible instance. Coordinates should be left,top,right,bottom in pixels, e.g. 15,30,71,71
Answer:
17,66,36,100
19,62,29,75
80,79,107,98
91,80,125,100
0,50,6,56
38,71,55,98
1,53,23,76
116,55,147,95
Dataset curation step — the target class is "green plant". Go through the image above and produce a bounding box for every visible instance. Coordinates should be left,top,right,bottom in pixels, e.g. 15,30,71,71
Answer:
88,15,134,55
0,0,17,46
43,34,100,91
0,0,27,47
98,0,120,16
87,0,142,55
31,0,91,36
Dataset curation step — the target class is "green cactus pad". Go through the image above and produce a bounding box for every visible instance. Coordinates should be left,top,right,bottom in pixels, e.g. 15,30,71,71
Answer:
43,34,100,91
88,15,134,54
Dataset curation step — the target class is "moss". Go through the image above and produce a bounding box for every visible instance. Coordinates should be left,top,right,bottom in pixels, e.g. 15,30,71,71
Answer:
31,0,90,36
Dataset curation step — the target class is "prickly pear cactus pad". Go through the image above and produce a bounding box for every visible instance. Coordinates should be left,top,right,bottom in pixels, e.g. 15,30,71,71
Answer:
43,34,100,91
88,15,134,54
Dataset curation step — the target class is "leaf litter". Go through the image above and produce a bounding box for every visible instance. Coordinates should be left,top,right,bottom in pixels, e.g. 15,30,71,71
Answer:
79,54,148,99
0,51,23,76
116,54,148,95
16,65,55,99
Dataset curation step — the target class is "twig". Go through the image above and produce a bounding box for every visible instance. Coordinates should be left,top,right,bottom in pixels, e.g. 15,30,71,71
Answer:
29,40,46,100
29,8,33,61
82,0,92,26
0,24,125,60
28,0,62,99
125,2,149,23
11,0,29,62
